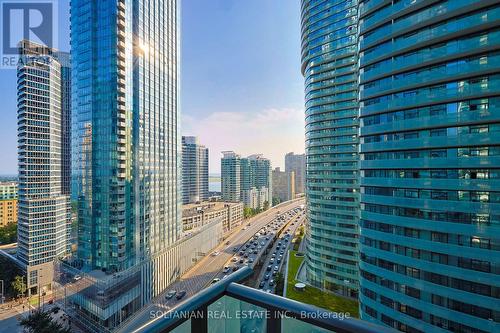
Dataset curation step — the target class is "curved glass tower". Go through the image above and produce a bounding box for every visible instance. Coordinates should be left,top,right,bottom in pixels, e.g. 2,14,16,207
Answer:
301,0,360,297
358,1,500,332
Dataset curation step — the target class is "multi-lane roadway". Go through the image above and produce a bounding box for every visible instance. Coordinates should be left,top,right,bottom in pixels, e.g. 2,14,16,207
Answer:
255,208,305,294
119,198,305,333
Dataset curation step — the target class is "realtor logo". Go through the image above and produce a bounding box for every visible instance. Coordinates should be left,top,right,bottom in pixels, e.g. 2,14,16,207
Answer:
1,0,57,69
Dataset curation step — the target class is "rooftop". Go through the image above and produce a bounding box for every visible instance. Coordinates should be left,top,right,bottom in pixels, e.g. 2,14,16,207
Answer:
182,201,241,218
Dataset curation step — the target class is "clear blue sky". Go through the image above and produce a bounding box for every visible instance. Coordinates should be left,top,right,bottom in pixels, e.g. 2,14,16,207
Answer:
0,0,305,175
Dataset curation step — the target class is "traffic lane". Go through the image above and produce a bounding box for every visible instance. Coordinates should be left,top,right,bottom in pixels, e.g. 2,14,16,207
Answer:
116,200,305,333
211,205,304,282
156,200,305,303
268,215,305,293
257,212,305,292
220,208,305,286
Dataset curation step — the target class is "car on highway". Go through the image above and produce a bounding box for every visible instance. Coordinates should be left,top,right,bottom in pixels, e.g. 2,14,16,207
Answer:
248,258,254,263
259,281,265,288
232,257,238,262
266,265,272,271
223,266,230,273
264,274,270,280
165,290,177,299
232,266,239,272
239,259,244,264
233,247,238,252
211,278,221,284
176,290,187,300
212,251,220,256
253,250,258,254
269,280,275,286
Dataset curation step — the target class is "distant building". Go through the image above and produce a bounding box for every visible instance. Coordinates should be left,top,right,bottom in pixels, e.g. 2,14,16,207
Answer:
221,151,241,202
222,152,272,210
182,136,209,204
17,40,72,296
272,168,295,202
241,155,272,209
182,201,243,233
285,152,305,194
0,182,18,227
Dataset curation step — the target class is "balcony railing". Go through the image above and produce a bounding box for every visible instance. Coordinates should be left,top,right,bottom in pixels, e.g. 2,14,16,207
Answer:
133,266,396,333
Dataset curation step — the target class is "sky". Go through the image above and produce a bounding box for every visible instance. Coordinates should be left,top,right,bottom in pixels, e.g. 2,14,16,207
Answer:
0,0,305,175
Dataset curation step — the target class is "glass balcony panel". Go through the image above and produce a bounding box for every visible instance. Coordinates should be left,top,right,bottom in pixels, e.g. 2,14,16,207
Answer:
282,317,333,333
207,295,267,333
171,319,191,333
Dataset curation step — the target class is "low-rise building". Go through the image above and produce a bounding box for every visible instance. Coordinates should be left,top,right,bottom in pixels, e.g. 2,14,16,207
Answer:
182,201,243,232
0,182,18,227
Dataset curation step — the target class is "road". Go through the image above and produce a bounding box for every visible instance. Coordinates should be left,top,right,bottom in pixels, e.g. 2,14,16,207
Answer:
255,210,305,294
117,198,305,333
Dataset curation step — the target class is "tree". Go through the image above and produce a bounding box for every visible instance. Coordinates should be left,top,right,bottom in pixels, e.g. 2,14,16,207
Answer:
0,223,17,244
11,275,26,297
272,197,281,206
243,207,253,218
20,309,71,333
263,201,269,211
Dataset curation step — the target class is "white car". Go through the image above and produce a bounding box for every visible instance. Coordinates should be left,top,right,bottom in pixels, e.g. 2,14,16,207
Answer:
223,266,230,273
212,251,220,256
232,257,238,262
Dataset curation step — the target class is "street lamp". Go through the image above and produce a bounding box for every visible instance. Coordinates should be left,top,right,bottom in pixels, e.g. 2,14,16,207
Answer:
0,280,4,304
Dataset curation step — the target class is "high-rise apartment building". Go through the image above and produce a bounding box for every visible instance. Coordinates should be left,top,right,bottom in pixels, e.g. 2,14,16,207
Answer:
300,0,360,297
221,151,241,202
221,152,272,209
272,167,295,202
241,154,272,209
182,136,209,204
0,182,18,227
285,152,306,194
357,1,500,332
72,0,181,272
17,40,71,295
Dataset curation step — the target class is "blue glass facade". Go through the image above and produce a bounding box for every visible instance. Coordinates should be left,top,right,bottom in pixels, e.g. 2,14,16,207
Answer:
358,1,500,332
72,0,181,272
301,0,360,296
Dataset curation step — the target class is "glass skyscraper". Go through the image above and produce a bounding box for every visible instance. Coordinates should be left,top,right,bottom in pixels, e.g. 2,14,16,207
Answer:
301,0,360,297
17,40,71,294
358,1,500,332
182,136,209,204
72,0,181,272
221,151,241,202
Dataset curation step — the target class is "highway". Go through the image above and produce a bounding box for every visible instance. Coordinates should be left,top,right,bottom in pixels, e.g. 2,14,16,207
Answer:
255,210,305,294
118,198,305,333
